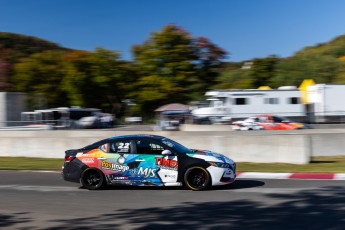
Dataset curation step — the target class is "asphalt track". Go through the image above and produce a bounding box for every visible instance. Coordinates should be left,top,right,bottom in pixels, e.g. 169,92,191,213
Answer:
1,171,345,230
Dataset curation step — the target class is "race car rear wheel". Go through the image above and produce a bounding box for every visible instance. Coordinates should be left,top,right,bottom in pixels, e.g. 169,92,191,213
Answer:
184,166,210,191
80,168,105,190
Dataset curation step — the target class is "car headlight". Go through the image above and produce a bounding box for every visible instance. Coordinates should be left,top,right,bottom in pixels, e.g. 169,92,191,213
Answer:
209,162,231,168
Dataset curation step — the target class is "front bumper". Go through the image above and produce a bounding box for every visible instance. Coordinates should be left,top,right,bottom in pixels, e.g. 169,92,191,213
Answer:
207,166,236,186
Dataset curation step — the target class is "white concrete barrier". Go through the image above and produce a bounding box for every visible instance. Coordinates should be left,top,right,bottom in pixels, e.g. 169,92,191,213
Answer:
0,130,311,164
310,133,345,156
170,134,311,164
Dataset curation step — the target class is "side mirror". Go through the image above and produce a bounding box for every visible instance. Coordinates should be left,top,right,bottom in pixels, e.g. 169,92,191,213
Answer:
162,149,172,156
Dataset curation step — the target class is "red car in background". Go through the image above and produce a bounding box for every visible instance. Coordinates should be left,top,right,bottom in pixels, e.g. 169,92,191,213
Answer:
232,114,310,131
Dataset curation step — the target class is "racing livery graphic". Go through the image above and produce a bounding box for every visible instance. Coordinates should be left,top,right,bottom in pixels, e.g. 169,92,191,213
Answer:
62,135,236,191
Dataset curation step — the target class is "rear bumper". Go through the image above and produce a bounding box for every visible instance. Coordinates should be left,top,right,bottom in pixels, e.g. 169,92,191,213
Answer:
62,159,86,183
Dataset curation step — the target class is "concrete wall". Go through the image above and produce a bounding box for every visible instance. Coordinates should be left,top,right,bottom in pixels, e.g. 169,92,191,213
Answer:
0,130,312,164
310,133,345,156
168,132,311,164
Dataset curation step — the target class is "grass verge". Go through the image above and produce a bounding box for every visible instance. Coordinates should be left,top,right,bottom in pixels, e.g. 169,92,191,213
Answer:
238,156,345,173
0,157,63,170
0,156,345,173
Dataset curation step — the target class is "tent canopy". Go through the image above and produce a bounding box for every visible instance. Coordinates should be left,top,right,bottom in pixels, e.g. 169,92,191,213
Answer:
154,103,189,112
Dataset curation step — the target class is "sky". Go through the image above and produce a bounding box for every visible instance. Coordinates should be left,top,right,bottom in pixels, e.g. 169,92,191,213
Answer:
1,0,345,62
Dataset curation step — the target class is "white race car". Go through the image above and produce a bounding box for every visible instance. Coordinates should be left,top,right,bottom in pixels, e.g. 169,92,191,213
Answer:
232,117,263,131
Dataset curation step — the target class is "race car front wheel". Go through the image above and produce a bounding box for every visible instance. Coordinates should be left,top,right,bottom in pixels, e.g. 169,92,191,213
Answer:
80,168,105,190
184,166,210,191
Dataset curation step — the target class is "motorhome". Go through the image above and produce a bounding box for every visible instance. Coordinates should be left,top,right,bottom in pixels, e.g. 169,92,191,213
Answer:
307,84,345,122
191,87,305,124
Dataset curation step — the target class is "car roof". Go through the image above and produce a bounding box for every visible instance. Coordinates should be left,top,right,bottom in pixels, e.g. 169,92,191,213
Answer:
256,114,272,117
80,134,167,151
108,134,166,141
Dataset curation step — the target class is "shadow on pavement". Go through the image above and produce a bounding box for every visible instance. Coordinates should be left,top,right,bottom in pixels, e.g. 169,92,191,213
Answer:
0,212,31,228
214,179,265,190
88,179,264,191
2,186,345,230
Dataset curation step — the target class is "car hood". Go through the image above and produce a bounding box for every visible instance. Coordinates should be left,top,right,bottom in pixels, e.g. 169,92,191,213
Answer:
187,149,235,164
291,122,305,128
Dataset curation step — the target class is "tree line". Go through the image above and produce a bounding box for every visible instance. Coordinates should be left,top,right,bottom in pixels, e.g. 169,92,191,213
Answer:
2,25,345,120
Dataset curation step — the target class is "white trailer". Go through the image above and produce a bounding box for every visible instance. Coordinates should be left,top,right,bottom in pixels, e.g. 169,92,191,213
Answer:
307,84,345,122
191,87,305,124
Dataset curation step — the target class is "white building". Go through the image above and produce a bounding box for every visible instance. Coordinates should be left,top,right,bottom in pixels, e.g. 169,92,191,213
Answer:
307,84,345,122
0,92,26,127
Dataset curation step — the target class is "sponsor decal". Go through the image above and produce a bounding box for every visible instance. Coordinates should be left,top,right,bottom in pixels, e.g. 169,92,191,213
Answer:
109,175,129,180
81,158,95,163
101,161,129,172
111,180,135,185
155,158,178,170
165,174,176,178
132,167,157,178
114,177,128,180
117,142,130,153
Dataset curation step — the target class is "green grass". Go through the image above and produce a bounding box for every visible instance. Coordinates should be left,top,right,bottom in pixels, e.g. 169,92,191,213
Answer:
0,156,345,173
237,156,345,173
0,157,63,170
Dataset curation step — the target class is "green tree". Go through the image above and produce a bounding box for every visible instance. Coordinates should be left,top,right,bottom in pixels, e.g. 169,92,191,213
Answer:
131,24,227,118
0,48,12,90
273,55,342,87
63,48,133,114
216,68,253,89
0,33,68,92
251,55,279,87
131,25,197,117
13,50,69,108
194,36,227,91
333,59,345,84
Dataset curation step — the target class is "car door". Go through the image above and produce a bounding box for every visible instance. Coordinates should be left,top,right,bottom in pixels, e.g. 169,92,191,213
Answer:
272,116,289,130
128,138,179,186
98,138,133,185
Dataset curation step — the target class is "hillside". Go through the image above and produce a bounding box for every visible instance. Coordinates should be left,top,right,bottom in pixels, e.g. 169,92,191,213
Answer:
295,34,345,58
217,33,345,89
0,32,69,62
0,32,70,90
2,31,345,92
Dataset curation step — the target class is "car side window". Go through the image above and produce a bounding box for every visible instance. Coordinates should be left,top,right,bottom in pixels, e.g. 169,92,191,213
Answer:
136,140,151,154
258,117,267,123
273,116,283,123
109,141,131,154
99,143,110,153
136,140,166,154
150,143,165,154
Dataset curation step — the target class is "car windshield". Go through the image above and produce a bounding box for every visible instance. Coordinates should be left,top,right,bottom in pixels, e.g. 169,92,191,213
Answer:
273,116,291,123
244,117,258,122
161,137,191,154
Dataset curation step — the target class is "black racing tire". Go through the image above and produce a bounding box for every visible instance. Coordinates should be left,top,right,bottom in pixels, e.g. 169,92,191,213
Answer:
183,166,211,191
80,168,106,190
